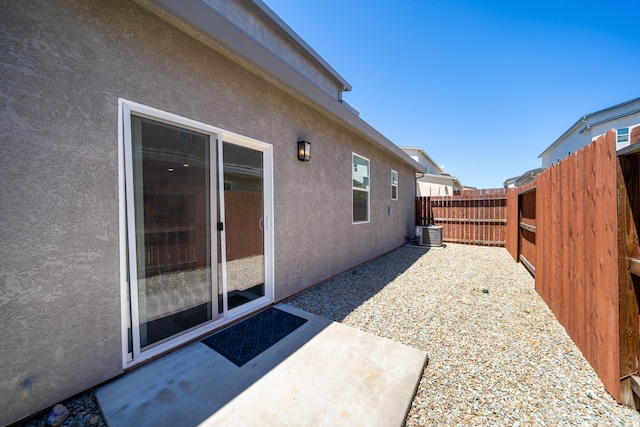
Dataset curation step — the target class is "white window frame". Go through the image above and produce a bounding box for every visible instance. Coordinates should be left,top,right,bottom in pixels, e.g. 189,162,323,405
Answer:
352,152,370,224
391,169,398,200
617,127,630,144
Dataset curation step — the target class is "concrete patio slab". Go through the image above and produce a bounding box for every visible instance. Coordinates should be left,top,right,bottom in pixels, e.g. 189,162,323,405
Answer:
96,304,427,427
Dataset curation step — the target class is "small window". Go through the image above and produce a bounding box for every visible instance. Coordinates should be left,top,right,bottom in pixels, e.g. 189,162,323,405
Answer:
352,153,370,223
618,128,630,144
391,170,398,200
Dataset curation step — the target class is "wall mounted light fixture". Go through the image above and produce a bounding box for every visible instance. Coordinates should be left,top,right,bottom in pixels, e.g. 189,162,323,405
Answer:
297,140,311,161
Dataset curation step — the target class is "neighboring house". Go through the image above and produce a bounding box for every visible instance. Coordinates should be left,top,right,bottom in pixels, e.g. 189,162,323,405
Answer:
503,167,544,189
0,1,424,424
539,97,640,168
400,147,463,196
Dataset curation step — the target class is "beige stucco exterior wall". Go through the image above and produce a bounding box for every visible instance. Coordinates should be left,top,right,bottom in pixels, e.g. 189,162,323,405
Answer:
199,0,345,99
0,0,416,423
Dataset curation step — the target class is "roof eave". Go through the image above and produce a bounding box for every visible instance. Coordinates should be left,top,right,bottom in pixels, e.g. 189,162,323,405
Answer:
250,0,352,92
399,146,443,174
136,0,423,172
538,116,587,158
538,97,640,158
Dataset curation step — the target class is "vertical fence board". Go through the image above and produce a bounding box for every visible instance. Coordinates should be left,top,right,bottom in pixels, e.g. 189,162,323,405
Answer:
553,163,563,322
574,150,586,359
563,155,573,338
585,135,596,371
224,191,264,261
600,132,620,399
534,131,620,402
506,189,519,260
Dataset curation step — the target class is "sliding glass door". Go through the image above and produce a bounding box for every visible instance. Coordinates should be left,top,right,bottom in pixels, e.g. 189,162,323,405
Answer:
222,142,265,310
128,116,218,350
121,100,274,363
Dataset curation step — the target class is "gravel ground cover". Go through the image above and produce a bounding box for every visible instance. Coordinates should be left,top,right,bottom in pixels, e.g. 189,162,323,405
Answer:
16,243,640,426
286,243,640,426
16,390,106,427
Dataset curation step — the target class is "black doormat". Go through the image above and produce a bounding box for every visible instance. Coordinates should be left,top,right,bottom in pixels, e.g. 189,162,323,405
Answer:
201,307,307,367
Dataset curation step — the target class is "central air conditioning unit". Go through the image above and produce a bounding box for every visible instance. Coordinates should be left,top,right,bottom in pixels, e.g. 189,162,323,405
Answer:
415,225,443,247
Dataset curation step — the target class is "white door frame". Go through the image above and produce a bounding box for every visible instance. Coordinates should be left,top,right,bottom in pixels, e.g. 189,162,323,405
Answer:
118,99,274,368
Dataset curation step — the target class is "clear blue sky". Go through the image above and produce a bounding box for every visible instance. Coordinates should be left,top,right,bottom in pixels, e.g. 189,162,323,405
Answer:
264,0,640,188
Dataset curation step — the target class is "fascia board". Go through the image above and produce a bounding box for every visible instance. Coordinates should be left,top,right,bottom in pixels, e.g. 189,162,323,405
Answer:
140,0,423,173
585,108,640,129
587,96,640,119
250,0,352,92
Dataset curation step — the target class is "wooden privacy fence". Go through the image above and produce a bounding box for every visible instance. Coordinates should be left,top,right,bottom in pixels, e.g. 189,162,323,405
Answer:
143,190,264,274
505,130,640,408
416,189,509,246
518,183,537,276
416,130,640,407
537,132,619,402
224,191,264,261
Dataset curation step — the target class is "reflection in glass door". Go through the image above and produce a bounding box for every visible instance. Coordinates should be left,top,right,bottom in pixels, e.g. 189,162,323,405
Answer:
122,101,274,363
222,142,265,310
128,116,217,350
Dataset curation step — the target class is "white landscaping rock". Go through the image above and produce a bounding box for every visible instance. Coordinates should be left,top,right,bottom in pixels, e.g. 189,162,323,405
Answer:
286,243,640,426
46,404,69,427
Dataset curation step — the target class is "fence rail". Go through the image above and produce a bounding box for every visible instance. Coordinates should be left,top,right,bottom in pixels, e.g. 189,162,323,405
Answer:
416,189,509,247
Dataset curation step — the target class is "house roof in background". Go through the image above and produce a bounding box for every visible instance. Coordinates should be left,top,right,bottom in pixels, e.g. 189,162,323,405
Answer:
538,97,640,158
399,146,444,174
400,146,464,188
504,167,544,187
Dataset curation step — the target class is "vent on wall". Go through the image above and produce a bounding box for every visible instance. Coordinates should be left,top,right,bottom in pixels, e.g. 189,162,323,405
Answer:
415,225,443,247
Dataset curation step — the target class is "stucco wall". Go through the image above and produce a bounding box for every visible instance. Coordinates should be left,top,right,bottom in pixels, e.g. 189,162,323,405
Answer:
417,179,457,197
0,0,415,423
200,0,344,99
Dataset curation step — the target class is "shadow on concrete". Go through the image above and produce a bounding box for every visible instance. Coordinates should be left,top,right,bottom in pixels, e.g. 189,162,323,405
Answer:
96,246,431,426
96,305,333,426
